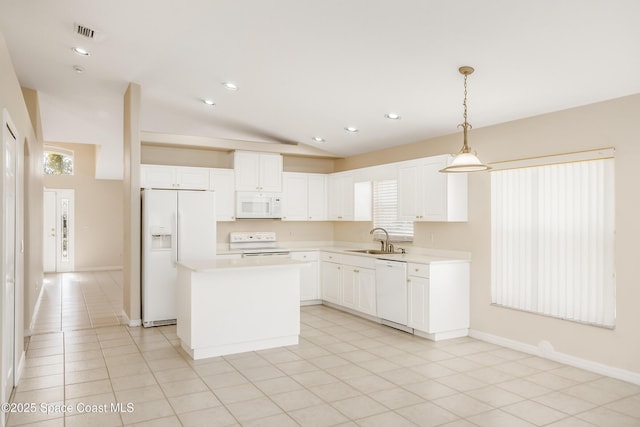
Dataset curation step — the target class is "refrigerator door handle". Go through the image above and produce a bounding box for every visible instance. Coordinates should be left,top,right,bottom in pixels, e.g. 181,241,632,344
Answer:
173,211,179,266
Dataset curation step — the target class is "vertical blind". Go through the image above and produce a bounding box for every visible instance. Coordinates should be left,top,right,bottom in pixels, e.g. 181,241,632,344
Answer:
373,180,414,240
491,157,615,328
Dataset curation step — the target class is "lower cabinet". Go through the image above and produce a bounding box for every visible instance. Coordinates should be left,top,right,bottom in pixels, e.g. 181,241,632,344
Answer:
354,267,376,316
320,253,377,317
291,251,320,302
320,252,470,341
321,260,341,304
407,261,470,340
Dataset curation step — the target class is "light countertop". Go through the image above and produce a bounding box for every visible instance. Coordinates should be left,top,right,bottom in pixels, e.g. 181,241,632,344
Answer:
217,244,471,265
178,257,308,272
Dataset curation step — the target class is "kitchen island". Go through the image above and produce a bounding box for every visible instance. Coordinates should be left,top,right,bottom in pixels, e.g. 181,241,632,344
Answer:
176,257,307,360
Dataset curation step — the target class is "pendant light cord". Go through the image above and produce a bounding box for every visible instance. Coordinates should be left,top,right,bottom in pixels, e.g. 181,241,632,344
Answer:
459,71,472,153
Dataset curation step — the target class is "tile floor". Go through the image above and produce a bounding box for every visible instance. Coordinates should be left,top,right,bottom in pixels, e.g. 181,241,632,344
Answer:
8,271,640,426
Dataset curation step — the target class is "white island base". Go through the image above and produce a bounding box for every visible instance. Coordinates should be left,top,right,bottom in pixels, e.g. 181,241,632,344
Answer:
176,258,305,360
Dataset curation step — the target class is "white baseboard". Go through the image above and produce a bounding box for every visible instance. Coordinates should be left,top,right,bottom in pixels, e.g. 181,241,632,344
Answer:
25,281,46,336
469,329,640,386
120,310,141,327
74,266,123,272
14,351,25,385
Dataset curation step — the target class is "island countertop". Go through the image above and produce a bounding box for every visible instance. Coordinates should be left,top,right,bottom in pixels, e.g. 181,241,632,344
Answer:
178,257,308,272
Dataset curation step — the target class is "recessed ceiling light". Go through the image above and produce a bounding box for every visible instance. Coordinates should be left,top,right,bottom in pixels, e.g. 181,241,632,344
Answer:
344,126,359,133
311,137,325,143
203,99,215,106
222,82,238,91
385,113,401,120
73,65,85,74
72,47,90,56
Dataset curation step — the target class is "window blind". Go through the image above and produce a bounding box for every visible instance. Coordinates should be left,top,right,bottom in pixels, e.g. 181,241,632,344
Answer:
373,180,413,240
491,157,615,328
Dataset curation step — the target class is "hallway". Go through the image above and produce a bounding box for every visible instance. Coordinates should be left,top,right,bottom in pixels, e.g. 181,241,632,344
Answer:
31,271,124,334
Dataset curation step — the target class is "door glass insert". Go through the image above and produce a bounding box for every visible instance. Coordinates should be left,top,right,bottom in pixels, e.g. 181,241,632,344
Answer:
61,199,69,261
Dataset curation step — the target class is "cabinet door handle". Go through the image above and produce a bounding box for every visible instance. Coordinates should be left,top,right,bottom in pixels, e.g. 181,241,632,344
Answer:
354,269,359,273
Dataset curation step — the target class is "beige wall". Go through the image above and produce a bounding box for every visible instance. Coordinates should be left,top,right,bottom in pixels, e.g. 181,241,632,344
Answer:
337,94,640,375
43,143,123,270
217,220,335,247
20,88,44,333
142,144,336,174
1,34,43,356
123,83,142,324
142,144,233,168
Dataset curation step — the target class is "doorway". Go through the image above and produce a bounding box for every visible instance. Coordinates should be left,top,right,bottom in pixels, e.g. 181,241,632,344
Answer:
43,189,75,273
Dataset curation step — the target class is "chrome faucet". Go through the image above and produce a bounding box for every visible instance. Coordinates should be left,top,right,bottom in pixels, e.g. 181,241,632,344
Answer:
369,227,393,252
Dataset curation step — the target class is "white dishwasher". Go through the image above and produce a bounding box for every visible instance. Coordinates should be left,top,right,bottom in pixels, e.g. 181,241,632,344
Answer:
375,259,409,329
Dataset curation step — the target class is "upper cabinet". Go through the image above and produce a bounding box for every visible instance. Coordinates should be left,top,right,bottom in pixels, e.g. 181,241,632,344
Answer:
140,165,209,190
327,173,372,221
327,173,354,221
233,151,283,192
398,154,468,222
282,172,327,221
209,168,236,221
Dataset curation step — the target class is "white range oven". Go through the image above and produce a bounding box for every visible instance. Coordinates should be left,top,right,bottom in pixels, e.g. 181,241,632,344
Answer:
229,231,290,258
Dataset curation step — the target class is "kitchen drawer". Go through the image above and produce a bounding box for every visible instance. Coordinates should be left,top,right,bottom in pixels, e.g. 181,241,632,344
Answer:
321,252,345,263
291,251,318,261
408,262,429,278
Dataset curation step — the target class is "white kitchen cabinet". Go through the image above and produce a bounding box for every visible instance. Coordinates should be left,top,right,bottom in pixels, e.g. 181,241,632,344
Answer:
407,266,429,333
354,267,376,316
398,154,468,222
321,260,341,304
282,173,327,221
407,261,470,340
327,174,372,221
341,265,376,316
209,168,236,221
327,173,354,220
233,151,283,192
141,165,210,190
307,174,328,220
320,252,377,317
291,251,320,303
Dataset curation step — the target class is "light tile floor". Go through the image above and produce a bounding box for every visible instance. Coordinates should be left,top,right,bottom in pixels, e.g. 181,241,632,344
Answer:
8,271,640,426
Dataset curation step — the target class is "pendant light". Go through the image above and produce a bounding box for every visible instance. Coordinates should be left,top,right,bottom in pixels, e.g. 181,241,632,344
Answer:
440,66,491,173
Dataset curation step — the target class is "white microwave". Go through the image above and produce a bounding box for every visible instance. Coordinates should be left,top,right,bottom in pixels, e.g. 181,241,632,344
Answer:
236,192,283,219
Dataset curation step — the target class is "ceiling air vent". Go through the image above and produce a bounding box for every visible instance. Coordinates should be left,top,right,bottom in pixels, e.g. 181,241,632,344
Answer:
73,23,104,41
75,23,95,39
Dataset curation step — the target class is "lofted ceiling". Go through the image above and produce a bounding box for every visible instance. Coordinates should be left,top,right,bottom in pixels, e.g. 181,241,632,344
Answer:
1,0,639,178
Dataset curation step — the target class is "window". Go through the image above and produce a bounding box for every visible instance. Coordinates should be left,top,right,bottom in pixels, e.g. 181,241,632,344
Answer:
373,179,413,241
491,150,615,328
43,146,73,175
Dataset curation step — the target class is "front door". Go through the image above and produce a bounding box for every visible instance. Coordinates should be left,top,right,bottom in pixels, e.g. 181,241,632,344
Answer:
43,189,74,273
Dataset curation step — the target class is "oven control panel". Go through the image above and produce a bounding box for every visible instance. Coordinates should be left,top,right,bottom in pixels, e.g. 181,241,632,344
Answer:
230,232,277,243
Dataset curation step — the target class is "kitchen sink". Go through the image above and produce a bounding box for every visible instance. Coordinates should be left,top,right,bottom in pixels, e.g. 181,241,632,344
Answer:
347,249,403,255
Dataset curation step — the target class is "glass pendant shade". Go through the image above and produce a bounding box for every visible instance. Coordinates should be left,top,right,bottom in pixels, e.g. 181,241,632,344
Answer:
440,151,491,172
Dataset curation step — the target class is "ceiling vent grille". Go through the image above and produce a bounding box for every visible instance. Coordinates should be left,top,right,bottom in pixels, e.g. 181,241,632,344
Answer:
73,23,104,41
75,23,95,39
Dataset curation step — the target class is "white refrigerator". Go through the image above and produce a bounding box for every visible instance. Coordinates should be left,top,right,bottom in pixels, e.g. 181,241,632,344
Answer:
142,189,216,327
